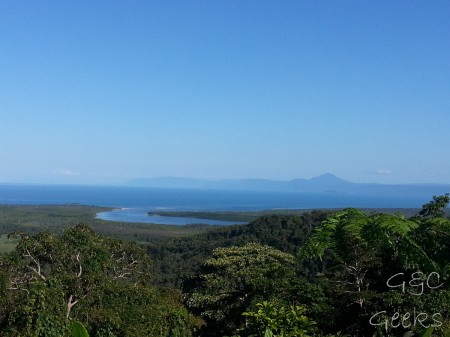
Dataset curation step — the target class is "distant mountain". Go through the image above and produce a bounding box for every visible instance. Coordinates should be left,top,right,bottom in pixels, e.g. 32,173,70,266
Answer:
290,173,351,192
126,174,450,196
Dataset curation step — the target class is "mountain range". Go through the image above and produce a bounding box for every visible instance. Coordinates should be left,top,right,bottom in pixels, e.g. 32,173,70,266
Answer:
127,174,450,195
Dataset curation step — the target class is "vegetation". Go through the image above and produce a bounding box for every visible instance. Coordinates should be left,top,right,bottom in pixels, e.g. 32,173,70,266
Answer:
148,211,330,286
0,234,19,254
0,224,199,336
149,210,258,222
0,197,448,336
150,208,429,224
242,301,317,337
0,204,218,244
184,243,297,335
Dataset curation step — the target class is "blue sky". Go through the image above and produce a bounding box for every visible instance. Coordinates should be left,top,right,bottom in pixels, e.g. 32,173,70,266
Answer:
1,1,449,185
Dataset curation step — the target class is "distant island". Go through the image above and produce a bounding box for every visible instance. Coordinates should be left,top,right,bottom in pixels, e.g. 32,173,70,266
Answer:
127,173,450,196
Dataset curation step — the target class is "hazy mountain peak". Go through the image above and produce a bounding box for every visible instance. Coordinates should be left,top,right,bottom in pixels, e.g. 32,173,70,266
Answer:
309,173,348,183
126,175,449,196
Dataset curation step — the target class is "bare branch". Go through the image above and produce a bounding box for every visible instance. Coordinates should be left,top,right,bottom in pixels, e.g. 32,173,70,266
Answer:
75,253,82,277
23,249,46,281
66,295,78,319
7,287,30,295
114,272,133,279
112,253,139,279
8,278,30,295
116,251,126,263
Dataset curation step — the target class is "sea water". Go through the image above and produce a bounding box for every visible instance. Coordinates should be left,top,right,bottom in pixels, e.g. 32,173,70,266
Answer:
0,184,438,225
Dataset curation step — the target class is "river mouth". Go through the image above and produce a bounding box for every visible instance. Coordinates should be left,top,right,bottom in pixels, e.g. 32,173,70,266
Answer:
96,208,247,226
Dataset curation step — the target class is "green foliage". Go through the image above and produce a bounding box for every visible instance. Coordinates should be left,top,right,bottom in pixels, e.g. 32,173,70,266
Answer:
150,212,329,287
185,243,296,336
0,234,19,253
297,197,450,336
422,327,435,337
412,217,450,275
300,209,430,270
150,210,259,222
0,224,198,336
417,194,450,219
72,321,90,337
1,197,449,336
0,204,215,244
242,301,317,337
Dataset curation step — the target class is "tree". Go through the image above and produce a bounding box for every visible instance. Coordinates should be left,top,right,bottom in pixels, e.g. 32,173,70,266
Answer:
417,194,450,219
0,224,198,337
242,301,317,337
413,195,450,276
299,202,450,336
184,243,295,336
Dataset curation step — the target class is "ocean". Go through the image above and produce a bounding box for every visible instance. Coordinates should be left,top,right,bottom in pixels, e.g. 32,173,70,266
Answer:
0,184,440,225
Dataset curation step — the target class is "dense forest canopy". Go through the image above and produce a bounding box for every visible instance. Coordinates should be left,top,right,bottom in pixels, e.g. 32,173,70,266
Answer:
0,195,448,336
0,224,199,336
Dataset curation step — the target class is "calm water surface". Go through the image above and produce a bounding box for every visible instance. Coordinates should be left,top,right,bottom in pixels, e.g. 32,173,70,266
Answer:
0,184,438,225
96,208,246,225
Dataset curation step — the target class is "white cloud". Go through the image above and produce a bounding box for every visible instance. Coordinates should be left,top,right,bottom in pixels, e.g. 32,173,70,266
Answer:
50,169,80,177
374,169,392,175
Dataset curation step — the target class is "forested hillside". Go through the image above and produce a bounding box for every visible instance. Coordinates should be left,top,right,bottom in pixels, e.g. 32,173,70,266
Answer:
178,195,450,337
0,224,200,336
148,210,330,286
0,196,449,336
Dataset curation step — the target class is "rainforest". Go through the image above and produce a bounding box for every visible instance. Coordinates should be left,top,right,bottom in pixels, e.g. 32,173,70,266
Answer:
0,195,448,336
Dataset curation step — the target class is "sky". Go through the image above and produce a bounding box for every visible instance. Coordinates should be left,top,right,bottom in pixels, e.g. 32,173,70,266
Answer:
1,1,449,185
